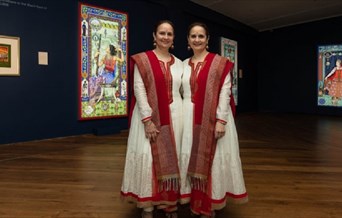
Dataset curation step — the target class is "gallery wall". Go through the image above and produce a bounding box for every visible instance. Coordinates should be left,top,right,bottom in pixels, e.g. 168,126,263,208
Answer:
258,16,342,116
0,0,258,144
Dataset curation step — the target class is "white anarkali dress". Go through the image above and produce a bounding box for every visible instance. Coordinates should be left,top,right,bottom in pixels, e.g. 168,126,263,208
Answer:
180,58,247,208
121,55,183,207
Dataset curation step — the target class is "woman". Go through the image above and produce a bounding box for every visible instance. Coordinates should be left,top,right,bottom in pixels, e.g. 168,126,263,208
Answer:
95,44,124,103
325,59,342,105
121,20,182,218
180,22,248,217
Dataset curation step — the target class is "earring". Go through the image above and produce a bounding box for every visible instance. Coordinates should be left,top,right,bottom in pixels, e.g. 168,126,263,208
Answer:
171,44,174,49
153,40,156,47
206,44,209,50
187,45,191,51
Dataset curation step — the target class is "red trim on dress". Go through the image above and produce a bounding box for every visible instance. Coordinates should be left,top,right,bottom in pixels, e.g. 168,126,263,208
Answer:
159,55,175,104
216,118,227,125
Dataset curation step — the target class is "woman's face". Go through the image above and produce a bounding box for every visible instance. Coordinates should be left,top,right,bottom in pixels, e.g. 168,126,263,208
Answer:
153,23,174,50
336,60,341,67
188,25,208,53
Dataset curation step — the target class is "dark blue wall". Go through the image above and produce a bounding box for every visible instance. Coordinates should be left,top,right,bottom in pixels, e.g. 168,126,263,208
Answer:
258,16,342,115
0,0,258,144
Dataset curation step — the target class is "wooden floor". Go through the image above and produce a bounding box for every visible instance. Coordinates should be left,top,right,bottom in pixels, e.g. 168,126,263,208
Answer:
1,113,342,218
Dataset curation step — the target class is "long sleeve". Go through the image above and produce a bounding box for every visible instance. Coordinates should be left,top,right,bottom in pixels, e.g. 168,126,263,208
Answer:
133,64,152,121
325,67,336,79
216,73,232,123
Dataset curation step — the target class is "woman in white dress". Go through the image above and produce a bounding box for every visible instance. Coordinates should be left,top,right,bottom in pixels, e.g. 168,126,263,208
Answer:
180,22,248,218
121,20,182,218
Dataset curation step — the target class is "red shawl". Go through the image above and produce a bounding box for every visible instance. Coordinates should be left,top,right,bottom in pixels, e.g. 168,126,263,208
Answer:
129,51,180,191
188,53,234,214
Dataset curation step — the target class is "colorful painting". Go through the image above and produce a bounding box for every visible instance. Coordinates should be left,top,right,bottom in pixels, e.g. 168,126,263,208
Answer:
79,3,128,120
0,44,11,68
317,44,342,107
0,35,19,76
220,37,238,105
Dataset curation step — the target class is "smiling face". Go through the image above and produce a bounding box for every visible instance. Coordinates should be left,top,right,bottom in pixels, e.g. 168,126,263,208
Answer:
187,25,209,53
153,22,174,50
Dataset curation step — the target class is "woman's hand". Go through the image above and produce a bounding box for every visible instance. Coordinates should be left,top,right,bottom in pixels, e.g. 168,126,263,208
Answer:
215,121,226,139
144,120,160,142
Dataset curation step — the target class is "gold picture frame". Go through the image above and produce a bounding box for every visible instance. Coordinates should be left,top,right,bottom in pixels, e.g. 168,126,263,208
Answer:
0,35,20,76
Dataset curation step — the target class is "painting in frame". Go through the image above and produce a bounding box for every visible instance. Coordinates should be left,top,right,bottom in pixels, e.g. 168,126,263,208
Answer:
317,44,342,107
79,3,128,120
220,37,238,105
0,35,20,76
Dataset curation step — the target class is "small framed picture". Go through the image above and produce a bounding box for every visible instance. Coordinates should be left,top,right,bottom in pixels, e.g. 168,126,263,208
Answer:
0,35,20,76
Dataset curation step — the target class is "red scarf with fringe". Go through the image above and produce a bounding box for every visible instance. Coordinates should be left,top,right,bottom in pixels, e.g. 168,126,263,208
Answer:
129,51,180,193
188,53,234,214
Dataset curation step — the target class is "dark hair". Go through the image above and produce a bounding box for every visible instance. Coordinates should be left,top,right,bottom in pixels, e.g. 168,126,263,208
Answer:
153,20,175,35
187,22,210,38
109,44,117,56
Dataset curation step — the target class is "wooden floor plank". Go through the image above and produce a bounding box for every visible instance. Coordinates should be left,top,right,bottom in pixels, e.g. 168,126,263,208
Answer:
0,113,342,218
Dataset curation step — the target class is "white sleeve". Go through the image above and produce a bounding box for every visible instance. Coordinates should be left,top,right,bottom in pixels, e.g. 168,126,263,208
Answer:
325,67,336,79
216,73,232,123
133,64,152,121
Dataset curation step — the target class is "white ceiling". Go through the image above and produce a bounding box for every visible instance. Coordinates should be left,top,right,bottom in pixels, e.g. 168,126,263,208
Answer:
190,0,342,31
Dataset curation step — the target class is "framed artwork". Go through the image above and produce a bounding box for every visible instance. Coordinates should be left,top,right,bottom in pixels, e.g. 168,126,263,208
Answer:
0,35,20,76
79,3,128,120
317,44,342,107
220,37,238,105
